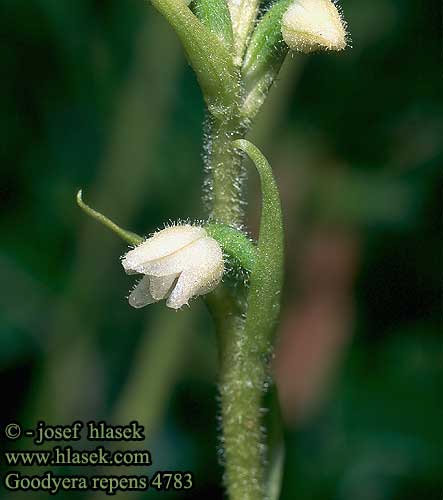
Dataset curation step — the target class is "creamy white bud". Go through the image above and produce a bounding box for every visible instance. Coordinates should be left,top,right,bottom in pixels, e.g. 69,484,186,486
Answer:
282,0,347,53
122,225,224,309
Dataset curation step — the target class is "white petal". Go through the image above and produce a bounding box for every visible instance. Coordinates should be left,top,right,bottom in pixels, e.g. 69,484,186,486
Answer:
128,275,157,308
195,259,225,295
149,274,179,301
122,225,206,274
166,238,224,309
166,270,200,309
135,236,223,277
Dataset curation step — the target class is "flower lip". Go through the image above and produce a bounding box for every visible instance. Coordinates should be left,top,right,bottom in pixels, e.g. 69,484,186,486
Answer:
122,224,224,309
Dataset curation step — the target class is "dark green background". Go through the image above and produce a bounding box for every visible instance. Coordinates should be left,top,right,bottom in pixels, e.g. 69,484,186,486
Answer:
0,0,441,498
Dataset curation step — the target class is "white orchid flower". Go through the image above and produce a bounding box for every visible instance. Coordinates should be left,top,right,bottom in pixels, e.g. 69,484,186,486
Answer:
121,225,224,309
282,0,347,53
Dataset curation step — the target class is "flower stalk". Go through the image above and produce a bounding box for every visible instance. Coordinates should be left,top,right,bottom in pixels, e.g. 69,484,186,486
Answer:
77,1,349,498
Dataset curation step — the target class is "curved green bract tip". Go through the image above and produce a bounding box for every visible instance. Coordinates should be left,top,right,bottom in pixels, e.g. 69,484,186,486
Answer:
76,190,143,246
232,138,284,341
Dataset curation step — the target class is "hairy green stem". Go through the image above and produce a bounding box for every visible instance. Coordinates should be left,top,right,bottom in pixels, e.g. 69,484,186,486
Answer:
206,285,265,500
148,2,288,497
207,115,247,226
207,115,264,500
219,320,268,500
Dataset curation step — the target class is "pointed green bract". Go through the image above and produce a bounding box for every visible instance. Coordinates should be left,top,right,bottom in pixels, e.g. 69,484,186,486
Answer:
193,0,234,49
150,0,239,115
218,140,284,500
76,190,143,246
233,139,284,340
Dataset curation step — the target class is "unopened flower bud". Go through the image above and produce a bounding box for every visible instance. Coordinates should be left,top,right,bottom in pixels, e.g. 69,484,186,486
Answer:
282,0,347,53
122,224,224,309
